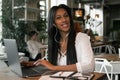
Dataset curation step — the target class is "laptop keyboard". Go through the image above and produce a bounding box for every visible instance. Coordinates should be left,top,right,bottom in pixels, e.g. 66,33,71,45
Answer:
22,68,40,77
22,66,49,77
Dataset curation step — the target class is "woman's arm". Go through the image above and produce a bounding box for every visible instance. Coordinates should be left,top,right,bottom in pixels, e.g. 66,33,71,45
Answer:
75,32,95,73
34,59,77,71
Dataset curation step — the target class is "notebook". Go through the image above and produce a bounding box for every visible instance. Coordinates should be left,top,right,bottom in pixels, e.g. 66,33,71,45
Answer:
50,71,94,80
4,39,49,77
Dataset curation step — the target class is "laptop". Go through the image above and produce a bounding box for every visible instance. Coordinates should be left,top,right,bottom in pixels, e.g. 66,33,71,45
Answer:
4,39,50,77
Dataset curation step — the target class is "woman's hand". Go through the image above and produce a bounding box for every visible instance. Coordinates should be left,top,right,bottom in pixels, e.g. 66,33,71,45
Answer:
34,59,55,70
21,61,35,67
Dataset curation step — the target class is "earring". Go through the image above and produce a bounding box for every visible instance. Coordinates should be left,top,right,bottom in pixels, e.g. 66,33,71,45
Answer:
53,24,56,27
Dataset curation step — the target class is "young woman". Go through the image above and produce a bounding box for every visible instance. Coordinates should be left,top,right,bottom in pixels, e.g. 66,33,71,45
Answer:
27,31,42,61
34,4,94,74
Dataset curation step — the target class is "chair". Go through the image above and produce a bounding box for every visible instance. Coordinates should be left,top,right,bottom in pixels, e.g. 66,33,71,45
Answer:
110,61,120,80
108,45,117,54
93,46,102,54
93,45,116,54
41,48,48,60
95,58,113,80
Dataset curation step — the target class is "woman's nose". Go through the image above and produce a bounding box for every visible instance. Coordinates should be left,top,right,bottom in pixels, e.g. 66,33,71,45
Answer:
61,17,66,22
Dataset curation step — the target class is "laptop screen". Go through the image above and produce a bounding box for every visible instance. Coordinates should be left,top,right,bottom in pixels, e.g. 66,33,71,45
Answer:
4,39,23,76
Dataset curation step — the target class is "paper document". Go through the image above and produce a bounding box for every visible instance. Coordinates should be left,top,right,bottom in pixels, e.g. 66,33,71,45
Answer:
71,72,94,80
50,71,75,78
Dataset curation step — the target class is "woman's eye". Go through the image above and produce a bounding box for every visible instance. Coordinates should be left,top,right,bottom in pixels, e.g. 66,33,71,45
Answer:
56,16,61,19
64,14,69,17
55,14,69,20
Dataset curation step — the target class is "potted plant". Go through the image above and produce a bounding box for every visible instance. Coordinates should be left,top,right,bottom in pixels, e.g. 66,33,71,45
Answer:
33,17,47,44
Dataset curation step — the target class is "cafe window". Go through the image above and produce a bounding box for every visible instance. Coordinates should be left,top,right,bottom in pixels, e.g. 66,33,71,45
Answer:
50,0,67,7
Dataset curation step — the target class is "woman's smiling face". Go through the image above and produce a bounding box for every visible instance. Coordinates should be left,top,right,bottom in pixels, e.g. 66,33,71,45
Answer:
54,8,70,33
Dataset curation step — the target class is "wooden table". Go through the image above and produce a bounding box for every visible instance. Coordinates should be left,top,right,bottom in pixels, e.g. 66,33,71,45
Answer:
95,53,120,61
0,60,106,80
0,73,39,80
92,72,106,80
0,72,106,80
92,41,111,47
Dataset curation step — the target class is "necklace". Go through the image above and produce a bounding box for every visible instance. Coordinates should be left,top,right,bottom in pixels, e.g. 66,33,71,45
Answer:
58,49,66,56
59,33,69,55
60,38,68,54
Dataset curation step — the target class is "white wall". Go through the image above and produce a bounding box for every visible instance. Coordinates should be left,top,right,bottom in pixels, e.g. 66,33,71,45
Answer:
50,0,67,7
84,4,103,36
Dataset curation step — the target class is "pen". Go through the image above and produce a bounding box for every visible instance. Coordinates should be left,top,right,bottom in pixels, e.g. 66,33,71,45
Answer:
41,55,48,60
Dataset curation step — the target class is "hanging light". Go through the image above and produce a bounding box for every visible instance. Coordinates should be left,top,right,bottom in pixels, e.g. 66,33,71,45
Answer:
75,1,83,18
75,9,83,17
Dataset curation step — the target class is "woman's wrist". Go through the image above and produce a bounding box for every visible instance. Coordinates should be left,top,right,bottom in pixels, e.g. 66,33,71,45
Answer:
50,65,63,71
49,64,57,71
